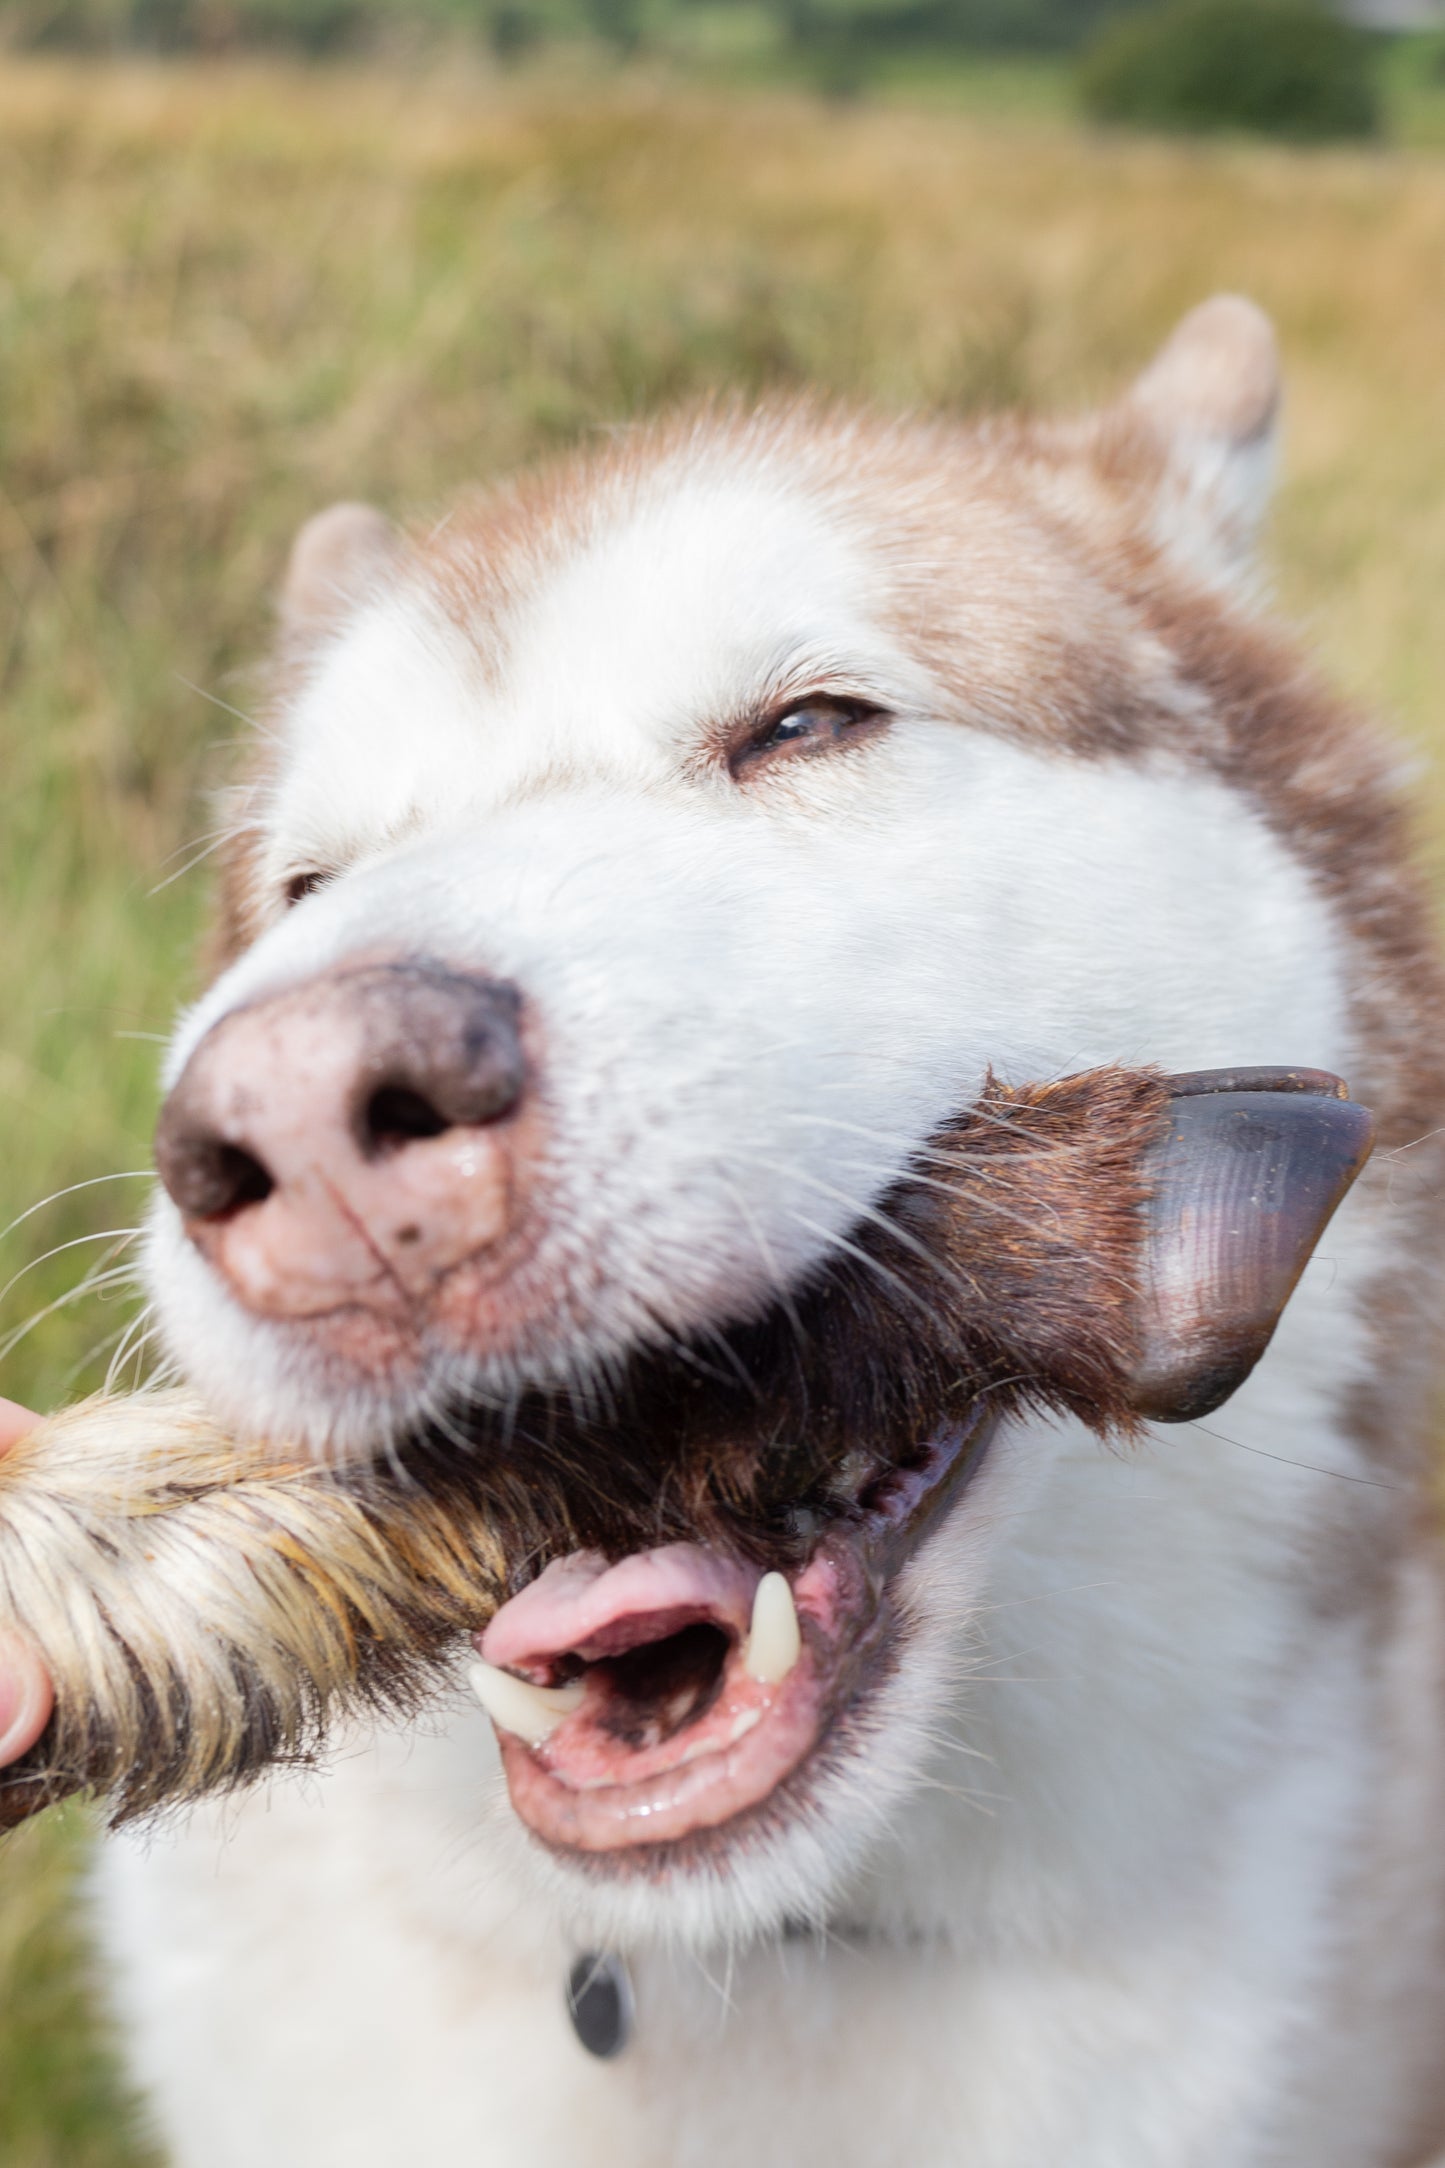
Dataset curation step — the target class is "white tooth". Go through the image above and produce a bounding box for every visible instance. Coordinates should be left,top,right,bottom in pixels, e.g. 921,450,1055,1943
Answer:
743,1572,802,1686
467,1661,585,1745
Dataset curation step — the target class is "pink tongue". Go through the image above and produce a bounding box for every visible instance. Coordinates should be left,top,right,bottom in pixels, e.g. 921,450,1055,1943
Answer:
480,1544,762,1678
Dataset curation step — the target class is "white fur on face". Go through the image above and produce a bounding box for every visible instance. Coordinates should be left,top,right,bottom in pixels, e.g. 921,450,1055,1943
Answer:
144,451,1352,1943
150,464,1346,1448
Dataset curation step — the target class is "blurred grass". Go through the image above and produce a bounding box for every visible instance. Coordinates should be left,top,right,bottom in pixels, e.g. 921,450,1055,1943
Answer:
3,54,1445,2161
0,1811,160,2164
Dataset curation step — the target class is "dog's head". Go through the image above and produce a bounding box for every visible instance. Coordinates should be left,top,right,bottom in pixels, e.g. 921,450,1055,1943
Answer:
144,297,1376,1942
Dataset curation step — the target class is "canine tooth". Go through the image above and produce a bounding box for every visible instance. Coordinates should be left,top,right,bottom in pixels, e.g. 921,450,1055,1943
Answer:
744,1572,802,1685
467,1661,585,1745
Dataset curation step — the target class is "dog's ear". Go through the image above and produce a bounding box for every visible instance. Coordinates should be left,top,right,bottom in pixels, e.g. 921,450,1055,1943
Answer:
279,502,400,645
1117,294,1281,593
1128,1069,1375,1423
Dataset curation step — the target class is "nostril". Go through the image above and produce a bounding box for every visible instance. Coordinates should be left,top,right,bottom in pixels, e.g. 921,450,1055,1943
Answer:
363,1084,451,1155
158,1134,275,1222
353,975,526,1158
208,1144,275,1216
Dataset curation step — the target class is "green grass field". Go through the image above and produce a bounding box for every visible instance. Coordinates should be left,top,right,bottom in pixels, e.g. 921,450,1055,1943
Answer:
4,53,1445,2160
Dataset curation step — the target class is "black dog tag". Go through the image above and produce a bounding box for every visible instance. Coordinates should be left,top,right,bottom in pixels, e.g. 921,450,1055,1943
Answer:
566,1952,633,2059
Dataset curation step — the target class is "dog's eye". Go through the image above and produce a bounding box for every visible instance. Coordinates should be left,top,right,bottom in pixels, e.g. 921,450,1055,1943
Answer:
283,869,331,909
732,697,886,777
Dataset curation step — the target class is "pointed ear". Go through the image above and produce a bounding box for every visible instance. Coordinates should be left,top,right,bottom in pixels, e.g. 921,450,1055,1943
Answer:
1121,294,1281,592
1127,1068,1375,1423
280,502,400,644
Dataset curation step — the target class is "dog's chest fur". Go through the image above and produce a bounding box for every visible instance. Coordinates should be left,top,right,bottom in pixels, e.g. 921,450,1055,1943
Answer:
96,300,1445,2165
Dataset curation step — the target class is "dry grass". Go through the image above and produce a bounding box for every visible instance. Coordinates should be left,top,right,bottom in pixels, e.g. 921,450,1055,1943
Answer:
2,55,1445,2160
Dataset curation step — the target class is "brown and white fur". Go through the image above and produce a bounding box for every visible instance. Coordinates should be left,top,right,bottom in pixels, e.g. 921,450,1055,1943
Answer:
93,298,1445,2166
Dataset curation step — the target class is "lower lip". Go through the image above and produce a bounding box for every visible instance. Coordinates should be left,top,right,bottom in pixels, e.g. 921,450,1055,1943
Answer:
495,1655,825,1851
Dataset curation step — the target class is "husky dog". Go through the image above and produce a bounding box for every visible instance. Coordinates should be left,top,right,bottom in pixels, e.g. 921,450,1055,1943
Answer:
87,298,1445,2166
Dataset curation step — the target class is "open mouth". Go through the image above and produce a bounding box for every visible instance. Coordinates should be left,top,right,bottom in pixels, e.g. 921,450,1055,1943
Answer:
468,1411,994,1855
392,1061,1369,1862
393,1067,1172,1861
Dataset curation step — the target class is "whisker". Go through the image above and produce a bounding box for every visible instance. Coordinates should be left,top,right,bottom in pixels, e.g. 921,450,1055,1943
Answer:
152,820,234,874
1182,1418,1409,1492
771,1117,1135,1276
414,1376,518,1475
149,830,234,896
174,674,281,746
776,1207,935,1322
723,1178,809,1357
0,1172,152,1248
786,1104,1106,1159
0,1260,144,1365
729,1154,983,1316
783,1111,1086,1210
793,1144,1074,1251
103,1305,162,1398
59,1318,138,1396
0,1227,142,1313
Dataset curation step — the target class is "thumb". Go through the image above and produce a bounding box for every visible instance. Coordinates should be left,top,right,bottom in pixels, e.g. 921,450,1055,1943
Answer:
0,1636,52,1767
0,1399,37,1452
0,1401,52,1764
0,1396,36,1448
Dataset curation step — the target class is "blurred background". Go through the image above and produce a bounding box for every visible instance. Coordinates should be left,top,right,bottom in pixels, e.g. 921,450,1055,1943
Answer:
2,0,1445,2156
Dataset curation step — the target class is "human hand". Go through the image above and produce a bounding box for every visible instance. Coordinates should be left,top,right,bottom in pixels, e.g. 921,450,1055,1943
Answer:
0,1400,54,1767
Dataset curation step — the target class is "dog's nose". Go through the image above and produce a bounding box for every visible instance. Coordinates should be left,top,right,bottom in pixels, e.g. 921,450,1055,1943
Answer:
154,963,526,1319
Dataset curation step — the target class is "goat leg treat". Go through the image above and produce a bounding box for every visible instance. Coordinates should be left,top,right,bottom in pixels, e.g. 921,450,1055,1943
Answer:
0,1394,509,1830
0,1063,1372,1833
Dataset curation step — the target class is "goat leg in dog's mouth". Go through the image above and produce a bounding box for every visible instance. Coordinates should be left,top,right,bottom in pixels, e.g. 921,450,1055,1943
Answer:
0,1064,1373,1843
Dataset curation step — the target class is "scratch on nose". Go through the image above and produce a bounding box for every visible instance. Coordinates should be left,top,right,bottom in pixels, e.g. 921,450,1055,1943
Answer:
319,1168,420,1317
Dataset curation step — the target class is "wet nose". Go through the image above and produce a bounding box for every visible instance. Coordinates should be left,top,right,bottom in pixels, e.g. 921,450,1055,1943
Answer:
154,963,526,1319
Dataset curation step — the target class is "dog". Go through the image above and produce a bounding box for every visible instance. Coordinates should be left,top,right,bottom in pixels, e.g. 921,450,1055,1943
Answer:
88,296,1445,2165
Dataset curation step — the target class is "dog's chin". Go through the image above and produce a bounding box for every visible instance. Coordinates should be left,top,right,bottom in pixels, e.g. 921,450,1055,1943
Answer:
494,1587,972,1954
459,1414,997,1951
508,1736,916,1953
